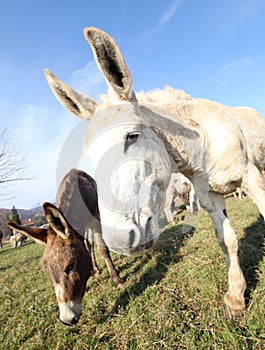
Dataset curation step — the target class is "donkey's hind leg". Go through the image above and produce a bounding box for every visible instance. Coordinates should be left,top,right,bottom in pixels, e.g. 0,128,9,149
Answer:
84,228,101,275
242,164,265,219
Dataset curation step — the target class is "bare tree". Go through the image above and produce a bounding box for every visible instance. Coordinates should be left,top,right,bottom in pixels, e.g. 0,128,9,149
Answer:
0,130,30,200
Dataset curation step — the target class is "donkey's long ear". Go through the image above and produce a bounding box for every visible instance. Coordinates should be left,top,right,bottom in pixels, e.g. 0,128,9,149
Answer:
44,69,98,120
43,202,72,240
6,221,48,245
84,27,137,102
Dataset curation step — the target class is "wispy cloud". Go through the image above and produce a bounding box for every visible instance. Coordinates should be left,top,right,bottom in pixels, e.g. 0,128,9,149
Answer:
2,60,107,209
202,57,253,102
218,58,252,77
212,0,263,33
3,103,80,208
158,0,184,27
68,61,105,100
147,0,185,36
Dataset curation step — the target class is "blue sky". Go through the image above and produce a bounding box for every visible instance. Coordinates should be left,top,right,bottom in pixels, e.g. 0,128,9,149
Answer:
1,0,265,209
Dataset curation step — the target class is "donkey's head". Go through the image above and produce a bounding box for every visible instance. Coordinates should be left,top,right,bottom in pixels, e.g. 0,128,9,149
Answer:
6,202,92,326
44,28,171,255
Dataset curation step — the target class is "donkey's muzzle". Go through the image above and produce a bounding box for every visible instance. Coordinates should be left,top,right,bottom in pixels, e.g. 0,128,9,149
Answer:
60,315,80,327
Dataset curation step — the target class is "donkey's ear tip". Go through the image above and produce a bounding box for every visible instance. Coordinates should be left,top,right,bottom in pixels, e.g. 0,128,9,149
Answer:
43,68,50,75
83,26,97,34
83,27,92,37
43,69,55,80
83,26,105,40
6,221,13,227
42,202,54,211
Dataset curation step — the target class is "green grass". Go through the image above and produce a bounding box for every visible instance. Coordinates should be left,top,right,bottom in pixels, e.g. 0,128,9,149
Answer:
0,197,264,349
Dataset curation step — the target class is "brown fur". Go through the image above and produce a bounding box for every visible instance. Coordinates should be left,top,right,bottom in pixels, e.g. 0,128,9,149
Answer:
56,169,123,286
6,203,92,325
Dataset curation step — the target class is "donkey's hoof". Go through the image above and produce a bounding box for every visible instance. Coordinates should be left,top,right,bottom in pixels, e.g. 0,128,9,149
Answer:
224,291,246,319
113,276,124,289
93,268,101,275
223,305,244,320
116,282,124,290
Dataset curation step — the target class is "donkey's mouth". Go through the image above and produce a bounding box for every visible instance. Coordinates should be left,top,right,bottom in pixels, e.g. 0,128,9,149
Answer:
58,301,82,326
101,214,159,256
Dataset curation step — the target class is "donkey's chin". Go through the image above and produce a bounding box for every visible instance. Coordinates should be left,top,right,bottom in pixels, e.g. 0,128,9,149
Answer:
101,214,160,256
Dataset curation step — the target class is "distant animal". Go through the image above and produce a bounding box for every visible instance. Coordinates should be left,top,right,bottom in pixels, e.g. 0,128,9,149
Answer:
44,27,265,318
10,230,27,248
7,169,123,326
164,172,200,223
233,187,247,200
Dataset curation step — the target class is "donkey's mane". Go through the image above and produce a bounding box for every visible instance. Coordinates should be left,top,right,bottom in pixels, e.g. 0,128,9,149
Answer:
136,86,191,108
100,86,191,108
99,86,196,125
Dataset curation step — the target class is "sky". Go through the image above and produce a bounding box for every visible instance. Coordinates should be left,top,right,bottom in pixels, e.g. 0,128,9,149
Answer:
1,0,265,209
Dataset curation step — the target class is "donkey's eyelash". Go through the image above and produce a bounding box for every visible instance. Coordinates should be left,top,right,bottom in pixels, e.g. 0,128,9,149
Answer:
124,132,140,152
64,262,75,275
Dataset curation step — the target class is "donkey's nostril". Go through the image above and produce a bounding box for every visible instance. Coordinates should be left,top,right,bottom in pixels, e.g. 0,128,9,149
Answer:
146,217,152,233
71,316,79,325
129,229,135,248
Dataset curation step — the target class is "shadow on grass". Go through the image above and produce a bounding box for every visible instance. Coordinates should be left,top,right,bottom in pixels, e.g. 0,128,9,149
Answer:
238,214,265,304
98,223,195,322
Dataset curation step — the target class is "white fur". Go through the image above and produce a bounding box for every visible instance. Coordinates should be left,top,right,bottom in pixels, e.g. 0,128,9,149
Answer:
10,231,26,248
54,284,82,326
85,105,171,254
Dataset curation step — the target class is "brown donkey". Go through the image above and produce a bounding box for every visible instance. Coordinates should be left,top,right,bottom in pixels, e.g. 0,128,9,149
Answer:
6,169,123,326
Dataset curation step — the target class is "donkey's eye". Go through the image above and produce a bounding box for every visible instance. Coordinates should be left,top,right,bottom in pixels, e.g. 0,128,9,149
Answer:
125,132,140,152
64,262,75,275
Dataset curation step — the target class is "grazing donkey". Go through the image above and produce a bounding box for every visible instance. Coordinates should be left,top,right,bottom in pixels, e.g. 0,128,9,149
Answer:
10,231,27,248
44,27,265,318
7,169,123,326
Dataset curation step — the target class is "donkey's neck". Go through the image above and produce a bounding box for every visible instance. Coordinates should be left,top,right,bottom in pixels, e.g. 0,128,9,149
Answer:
139,105,205,175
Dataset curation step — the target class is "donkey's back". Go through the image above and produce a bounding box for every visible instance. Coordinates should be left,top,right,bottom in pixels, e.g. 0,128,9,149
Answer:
57,168,123,288
56,168,100,235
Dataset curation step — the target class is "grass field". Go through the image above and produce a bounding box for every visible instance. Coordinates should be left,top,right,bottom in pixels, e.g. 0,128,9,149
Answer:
0,197,264,349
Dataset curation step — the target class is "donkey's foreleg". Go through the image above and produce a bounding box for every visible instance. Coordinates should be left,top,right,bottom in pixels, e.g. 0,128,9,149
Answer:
202,191,246,317
242,163,265,219
84,228,101,275
163,190,175,224
93,231,124,288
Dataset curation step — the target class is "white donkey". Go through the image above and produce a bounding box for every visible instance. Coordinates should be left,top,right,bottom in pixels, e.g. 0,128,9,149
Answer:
44,27,265,318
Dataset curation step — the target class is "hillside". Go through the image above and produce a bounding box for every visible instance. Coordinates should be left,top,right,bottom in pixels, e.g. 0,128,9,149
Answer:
0,206,43,221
